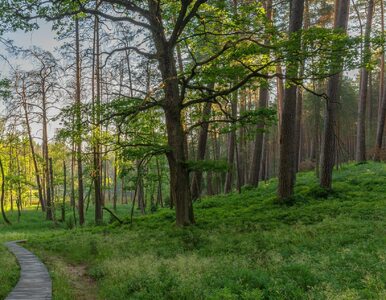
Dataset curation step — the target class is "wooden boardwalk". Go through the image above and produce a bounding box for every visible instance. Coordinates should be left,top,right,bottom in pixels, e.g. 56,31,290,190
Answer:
5,241,52,300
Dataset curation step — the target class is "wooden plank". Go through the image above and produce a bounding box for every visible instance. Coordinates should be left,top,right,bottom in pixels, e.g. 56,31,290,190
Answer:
5,241,52,300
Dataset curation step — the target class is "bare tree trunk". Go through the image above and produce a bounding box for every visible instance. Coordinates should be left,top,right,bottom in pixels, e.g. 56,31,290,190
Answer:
356,0,374,162
136,161,145,214
70,142,75,207
155,157,163,207
295,0,310,172
93,12,103,224
113,155,118,211
249,87,269,187
191,101,212,200
74,17,85,225
313,83,322,177
278,0,305,201
20,79,45,211
62,160,66,222
42,82,53,221
15,148,22,222
0,159,10,225
248,0,272,187
49,158,56,222
224,94,237,193
320,0,350,189
374,0,385,161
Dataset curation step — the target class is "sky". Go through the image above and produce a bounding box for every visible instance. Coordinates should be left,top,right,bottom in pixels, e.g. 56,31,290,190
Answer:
1,20,61,140
1,20,58,72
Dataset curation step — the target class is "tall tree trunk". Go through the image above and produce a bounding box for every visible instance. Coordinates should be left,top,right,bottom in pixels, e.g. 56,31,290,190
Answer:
15,147,22,221
276,64,284,128
62,160,66,222
356,0,374,162
313,82,322,177
136,161,145,214
113,155,118,211
191,101,212,200
248,0,272,187
42,83,53,221
249,87,268,187
75,17,85,225
93,12,103,224
149,1,194,225
374,0,385,161
278,0,305,201
49,157,55,222
164,106,194,225
155,157,163,207
320,0,350,189
224,93,238,193
295,0,310,172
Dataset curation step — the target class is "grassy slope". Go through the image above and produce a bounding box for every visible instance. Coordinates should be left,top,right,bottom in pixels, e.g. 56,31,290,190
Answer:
0,162,386,299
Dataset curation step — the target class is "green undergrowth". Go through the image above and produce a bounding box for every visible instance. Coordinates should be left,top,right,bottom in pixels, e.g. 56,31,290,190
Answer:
0,162,386,299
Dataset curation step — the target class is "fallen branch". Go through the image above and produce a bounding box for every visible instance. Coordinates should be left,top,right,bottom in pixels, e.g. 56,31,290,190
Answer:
102,207,123,224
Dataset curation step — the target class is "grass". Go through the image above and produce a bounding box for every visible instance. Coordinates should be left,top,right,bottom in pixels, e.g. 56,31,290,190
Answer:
0,162,386,299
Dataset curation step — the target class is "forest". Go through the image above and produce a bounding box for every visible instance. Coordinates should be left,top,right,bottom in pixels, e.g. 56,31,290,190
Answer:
0,0,385,299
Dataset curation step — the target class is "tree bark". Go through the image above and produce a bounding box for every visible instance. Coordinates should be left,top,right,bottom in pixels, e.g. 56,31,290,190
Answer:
355,0,374,162
42,81,53,221
75,17,85,225
62,160,66,222
224,94,238,193
0,159,10,225
248,0,272,187
93,12,103,224
320,0,350,189
149,1,194,225
249,87,268,187
277,0,305,201
374,0,385,161
191,101,212,200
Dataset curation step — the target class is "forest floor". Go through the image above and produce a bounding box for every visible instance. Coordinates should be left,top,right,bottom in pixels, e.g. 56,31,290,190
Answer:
0,162,386,300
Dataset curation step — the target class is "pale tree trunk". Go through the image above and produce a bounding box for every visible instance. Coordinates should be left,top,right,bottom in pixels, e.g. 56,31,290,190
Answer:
278,0,305,201
320,0,350,189
356,0,374,162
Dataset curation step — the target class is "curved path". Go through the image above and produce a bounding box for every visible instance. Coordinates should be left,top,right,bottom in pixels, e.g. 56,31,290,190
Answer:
5,241,52,300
